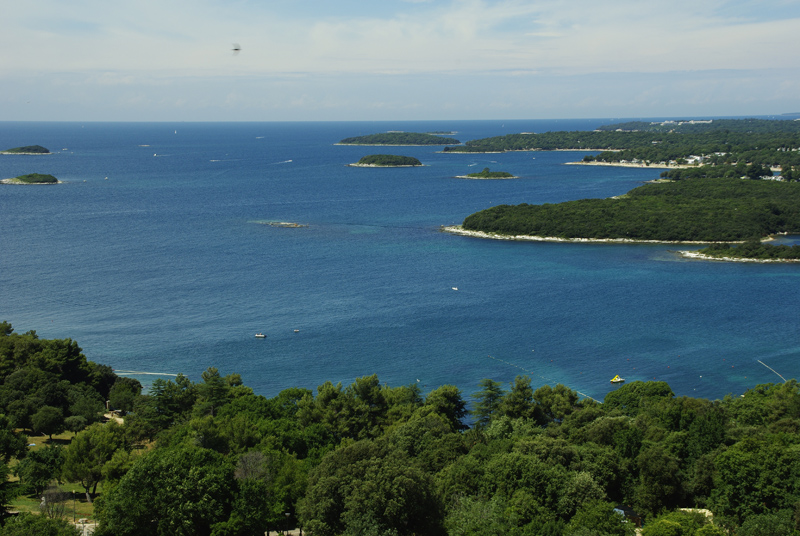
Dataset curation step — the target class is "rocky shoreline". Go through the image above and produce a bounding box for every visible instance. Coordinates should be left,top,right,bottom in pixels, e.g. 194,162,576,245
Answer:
0,178,62,185
678,250,800,263
441,226,800,263
440,225,724,245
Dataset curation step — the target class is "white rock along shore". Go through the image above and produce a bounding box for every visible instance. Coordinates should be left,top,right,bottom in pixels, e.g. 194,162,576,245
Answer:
440,225,723,245
442,226,800,263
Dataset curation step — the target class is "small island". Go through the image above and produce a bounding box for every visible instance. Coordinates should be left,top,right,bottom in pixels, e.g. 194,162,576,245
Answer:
349,155,423,167
451,178,800,244
457,167,516,179
1,145,51,155
338,132,460,146
1,173,60,185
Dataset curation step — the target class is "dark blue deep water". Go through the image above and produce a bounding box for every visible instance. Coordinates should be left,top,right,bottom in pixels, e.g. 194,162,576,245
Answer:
2,120,799,402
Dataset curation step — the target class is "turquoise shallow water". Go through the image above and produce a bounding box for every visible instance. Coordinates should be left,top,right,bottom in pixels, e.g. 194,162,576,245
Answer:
1,119,798,401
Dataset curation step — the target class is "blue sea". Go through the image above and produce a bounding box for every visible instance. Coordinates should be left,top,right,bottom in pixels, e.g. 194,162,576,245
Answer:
1,119,799,403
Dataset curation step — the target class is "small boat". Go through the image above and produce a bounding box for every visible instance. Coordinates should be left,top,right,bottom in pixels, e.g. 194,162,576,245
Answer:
255,333,266,339
610,375,625,383
293,329,300,333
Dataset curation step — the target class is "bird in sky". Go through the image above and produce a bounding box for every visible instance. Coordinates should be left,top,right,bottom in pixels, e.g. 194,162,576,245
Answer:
232,43,241,55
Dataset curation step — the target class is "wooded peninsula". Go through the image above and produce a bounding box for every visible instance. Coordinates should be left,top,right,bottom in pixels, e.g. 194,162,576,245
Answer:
453,119,800,260
0,322,797,536
338,132,460,145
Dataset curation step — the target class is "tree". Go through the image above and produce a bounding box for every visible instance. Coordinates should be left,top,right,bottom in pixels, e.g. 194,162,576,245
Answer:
61,422,125,502
64,415,88,434
95,445,235,536
298,440,442,536
497,375,544,422
40,484,71,519
0,512,79,536
14,444,64,496
737,509,800,536
471,379,505,428
603,381,674,416
564,500,635,536
641,510,709,536
108,377,142,413
32,406,64,440
0,414,27,463
634,445,683,516
424,385,468,431
534,384,579,422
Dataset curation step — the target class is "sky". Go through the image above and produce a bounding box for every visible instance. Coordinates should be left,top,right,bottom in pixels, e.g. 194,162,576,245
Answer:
3,0,800,121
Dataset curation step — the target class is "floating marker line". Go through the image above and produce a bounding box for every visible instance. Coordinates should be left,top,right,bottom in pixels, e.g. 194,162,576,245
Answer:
114,370,179,377
757,360,787,383
487,355,596,401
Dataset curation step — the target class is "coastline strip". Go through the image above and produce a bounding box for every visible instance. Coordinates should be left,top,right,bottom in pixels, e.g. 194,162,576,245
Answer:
443,226,800,263
678,251,800,263
441,225,729,245
564,161,690,170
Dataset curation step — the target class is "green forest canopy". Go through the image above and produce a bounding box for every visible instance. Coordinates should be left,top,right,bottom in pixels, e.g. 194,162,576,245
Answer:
1,323,800,535
3,120,800,532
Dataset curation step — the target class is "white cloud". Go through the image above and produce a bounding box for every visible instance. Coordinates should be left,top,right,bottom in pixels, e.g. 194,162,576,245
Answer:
1,0,799,120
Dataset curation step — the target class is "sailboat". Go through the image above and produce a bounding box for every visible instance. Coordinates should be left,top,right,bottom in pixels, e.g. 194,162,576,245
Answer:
610,375,625,383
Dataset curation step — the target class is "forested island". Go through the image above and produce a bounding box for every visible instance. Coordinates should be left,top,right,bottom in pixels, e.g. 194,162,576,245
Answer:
457,167,516,179
350,154,423,167
1,173,59,184
338,132,460,145
0,322,798,535
457,178,800,243
1,145,50,155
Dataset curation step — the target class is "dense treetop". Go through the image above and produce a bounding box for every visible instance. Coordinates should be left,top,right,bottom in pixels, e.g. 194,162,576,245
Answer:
338,132,460,145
